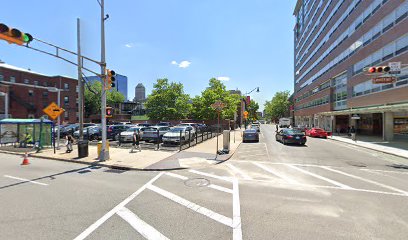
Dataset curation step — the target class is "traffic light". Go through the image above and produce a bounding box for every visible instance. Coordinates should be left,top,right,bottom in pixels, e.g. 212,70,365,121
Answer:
0,23,33,45
106,69,116,89
368,66,390,74
106,107,113,118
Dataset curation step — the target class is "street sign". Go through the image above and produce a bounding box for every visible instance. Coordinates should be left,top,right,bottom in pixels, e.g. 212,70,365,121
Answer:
388,62,401,74
211,101,225,112
372,76,397,84
351,114,360,120
43,102,64,120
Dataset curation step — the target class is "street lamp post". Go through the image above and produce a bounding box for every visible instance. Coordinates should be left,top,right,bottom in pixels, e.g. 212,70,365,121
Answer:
48,87,62,149
243,87,260,129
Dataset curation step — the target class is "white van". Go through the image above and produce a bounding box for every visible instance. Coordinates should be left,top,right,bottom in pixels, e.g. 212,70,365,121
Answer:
279,118,291,128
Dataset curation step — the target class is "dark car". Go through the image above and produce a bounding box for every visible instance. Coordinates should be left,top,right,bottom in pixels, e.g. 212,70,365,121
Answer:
156,122,172,127
275,129,306,145
243,129,259,143
107,125,131,140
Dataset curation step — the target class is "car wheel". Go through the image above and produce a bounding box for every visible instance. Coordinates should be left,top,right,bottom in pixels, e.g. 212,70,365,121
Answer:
300,142,305,146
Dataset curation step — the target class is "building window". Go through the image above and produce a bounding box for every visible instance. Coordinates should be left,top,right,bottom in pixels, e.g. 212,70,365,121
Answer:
64,111,69,120
24,79,30,84
28,90,34,97
10,76,15,83
0,74,3,81
42,91,48,97
34,81,38,86
64,96,69,106
64,83,69,90
43,82,48,87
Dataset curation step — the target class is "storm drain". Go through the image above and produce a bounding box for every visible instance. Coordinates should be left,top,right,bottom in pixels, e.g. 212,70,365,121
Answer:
184,178,210,188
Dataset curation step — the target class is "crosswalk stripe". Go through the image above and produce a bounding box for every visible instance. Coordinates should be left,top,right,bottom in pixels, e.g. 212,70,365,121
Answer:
165,172,233,194
148,184,233,227
189,169,232,182
285,164,354,189
252,162,298,184
116,207,169,240
226,163,253,180
320,166,408,195
165,172,188,180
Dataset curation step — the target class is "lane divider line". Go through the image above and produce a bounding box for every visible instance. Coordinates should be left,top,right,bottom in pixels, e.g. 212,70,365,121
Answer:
320,166,408,196
226,163,253,180
74,172,164,240
4,175,48,186
252,163,298,184
147,184,233,227
232,178,243,240
285,164,354,189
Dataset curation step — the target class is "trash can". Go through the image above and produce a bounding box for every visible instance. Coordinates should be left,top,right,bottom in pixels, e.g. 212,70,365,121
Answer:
97,141,110,158
77,140,89,158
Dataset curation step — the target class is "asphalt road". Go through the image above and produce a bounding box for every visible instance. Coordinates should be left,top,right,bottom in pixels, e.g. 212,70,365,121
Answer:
0,124,407,239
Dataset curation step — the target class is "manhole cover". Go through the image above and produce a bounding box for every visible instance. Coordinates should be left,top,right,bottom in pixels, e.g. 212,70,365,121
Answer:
184,178,210,187
346,161,367,168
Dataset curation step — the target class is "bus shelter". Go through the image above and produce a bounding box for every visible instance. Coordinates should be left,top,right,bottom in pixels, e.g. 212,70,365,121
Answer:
0,118,54,148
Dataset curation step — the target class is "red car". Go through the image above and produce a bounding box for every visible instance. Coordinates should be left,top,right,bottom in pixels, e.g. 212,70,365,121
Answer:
305,128,328,138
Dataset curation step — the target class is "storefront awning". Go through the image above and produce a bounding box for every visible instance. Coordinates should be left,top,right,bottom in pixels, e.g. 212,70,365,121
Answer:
318,102,408,116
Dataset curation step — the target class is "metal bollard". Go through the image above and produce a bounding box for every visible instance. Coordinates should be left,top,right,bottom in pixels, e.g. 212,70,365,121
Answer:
188,130,191,148
179,130,182,151
156,129,160,150
201,131,204,142
196,131,198,145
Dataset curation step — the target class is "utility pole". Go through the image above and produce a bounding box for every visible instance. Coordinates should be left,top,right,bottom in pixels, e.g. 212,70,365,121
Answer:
77,18,84,140
100,0,109,161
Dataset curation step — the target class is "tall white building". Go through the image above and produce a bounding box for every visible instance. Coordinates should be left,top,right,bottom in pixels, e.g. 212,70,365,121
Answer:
134,83,145,102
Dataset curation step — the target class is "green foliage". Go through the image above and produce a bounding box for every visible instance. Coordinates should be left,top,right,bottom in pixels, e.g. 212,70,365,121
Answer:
84,81,125,116
145,79,192,120
247,100,260,120
264,91,291,121
131,115,150,121
192,78,240,120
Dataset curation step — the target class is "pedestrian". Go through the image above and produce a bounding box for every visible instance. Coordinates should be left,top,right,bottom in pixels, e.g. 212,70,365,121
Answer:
20,132,32,148
350,126,356,141
130,130,141,153
66,134,74,153
276,124,279,132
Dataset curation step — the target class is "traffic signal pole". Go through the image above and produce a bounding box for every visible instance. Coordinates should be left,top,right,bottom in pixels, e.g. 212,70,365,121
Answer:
99,0,109,161
77,18,84,141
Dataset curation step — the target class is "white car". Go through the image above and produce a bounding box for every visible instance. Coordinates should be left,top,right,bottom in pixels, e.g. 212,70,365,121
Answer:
119,127,146,142
162,126,196,144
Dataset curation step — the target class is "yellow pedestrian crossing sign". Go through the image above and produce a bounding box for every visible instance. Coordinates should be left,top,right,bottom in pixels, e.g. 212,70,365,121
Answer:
43,102,64,120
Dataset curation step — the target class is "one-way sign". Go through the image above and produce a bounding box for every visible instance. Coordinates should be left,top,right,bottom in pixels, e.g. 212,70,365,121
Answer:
388,62,401,74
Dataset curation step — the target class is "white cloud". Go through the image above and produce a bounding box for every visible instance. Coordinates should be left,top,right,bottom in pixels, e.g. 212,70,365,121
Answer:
178,61,191,68
217,76,230,81
171,60,178,65
124,43,134,48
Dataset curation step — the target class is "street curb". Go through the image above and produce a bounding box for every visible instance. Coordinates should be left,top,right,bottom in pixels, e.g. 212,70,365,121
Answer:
327,138,408,160
215,141,242,165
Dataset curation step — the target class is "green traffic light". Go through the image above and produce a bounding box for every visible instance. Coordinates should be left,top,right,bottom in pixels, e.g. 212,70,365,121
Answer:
22,33,33,43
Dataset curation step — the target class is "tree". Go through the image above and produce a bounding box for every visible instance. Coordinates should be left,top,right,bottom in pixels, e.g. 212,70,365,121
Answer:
84,81,125,116
145,78,191,120
247,100,259,121
192,78,240,120
264,91,291,121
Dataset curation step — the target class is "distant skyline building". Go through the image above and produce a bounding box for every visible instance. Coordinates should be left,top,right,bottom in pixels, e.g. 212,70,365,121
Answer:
134,83,146,102
85,74,128,101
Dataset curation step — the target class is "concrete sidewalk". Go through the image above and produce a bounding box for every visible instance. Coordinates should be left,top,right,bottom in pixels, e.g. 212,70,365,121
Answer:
329,135,408,159
0,129,242,170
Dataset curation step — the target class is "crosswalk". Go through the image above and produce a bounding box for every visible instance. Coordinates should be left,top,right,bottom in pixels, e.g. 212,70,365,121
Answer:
218,160,408,197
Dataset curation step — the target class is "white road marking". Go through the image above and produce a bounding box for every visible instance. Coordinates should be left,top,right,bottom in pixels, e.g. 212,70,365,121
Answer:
165,172,188,180
226,163,253,180
360,169,408,175
4,175,48,186
74,172,164,240
165,172,233,194
285,164,354,189
252,162,298,184
320,166,408,196
147,184,233,227
116,207,169,240
264,143,270,160
189,169,232,182
232,178,242,240
209,184,233,194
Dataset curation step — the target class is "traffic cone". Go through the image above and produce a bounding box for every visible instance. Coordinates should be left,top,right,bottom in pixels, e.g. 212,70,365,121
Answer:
21,152,30,165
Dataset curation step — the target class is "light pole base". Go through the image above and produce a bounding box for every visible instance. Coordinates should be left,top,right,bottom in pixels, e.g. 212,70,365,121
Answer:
99,150,110,161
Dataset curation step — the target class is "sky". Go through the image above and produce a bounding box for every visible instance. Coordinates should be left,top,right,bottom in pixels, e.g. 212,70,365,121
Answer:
0,0,296,111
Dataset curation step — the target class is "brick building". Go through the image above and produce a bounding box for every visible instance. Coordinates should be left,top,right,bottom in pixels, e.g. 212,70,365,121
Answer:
293,0,408,140
0,63,78,123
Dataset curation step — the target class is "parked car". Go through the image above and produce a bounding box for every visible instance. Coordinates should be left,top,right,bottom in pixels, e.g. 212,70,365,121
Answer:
196,123,208,132
305,128,328,138
142,126,171,142
73,126,102,141
156,122,172,127
119,126,147,143
279,118,291,128
251,123,261,132
162,126,195,144
276,129,306,145
137,123,152,127
107,125,131,140
242,128,259,143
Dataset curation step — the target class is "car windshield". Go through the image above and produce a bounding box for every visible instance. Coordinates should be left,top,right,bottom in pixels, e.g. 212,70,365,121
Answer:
170,128,186,132
127,127,140,132
245,129,257,133
144,127,158,131
285,130,303,135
